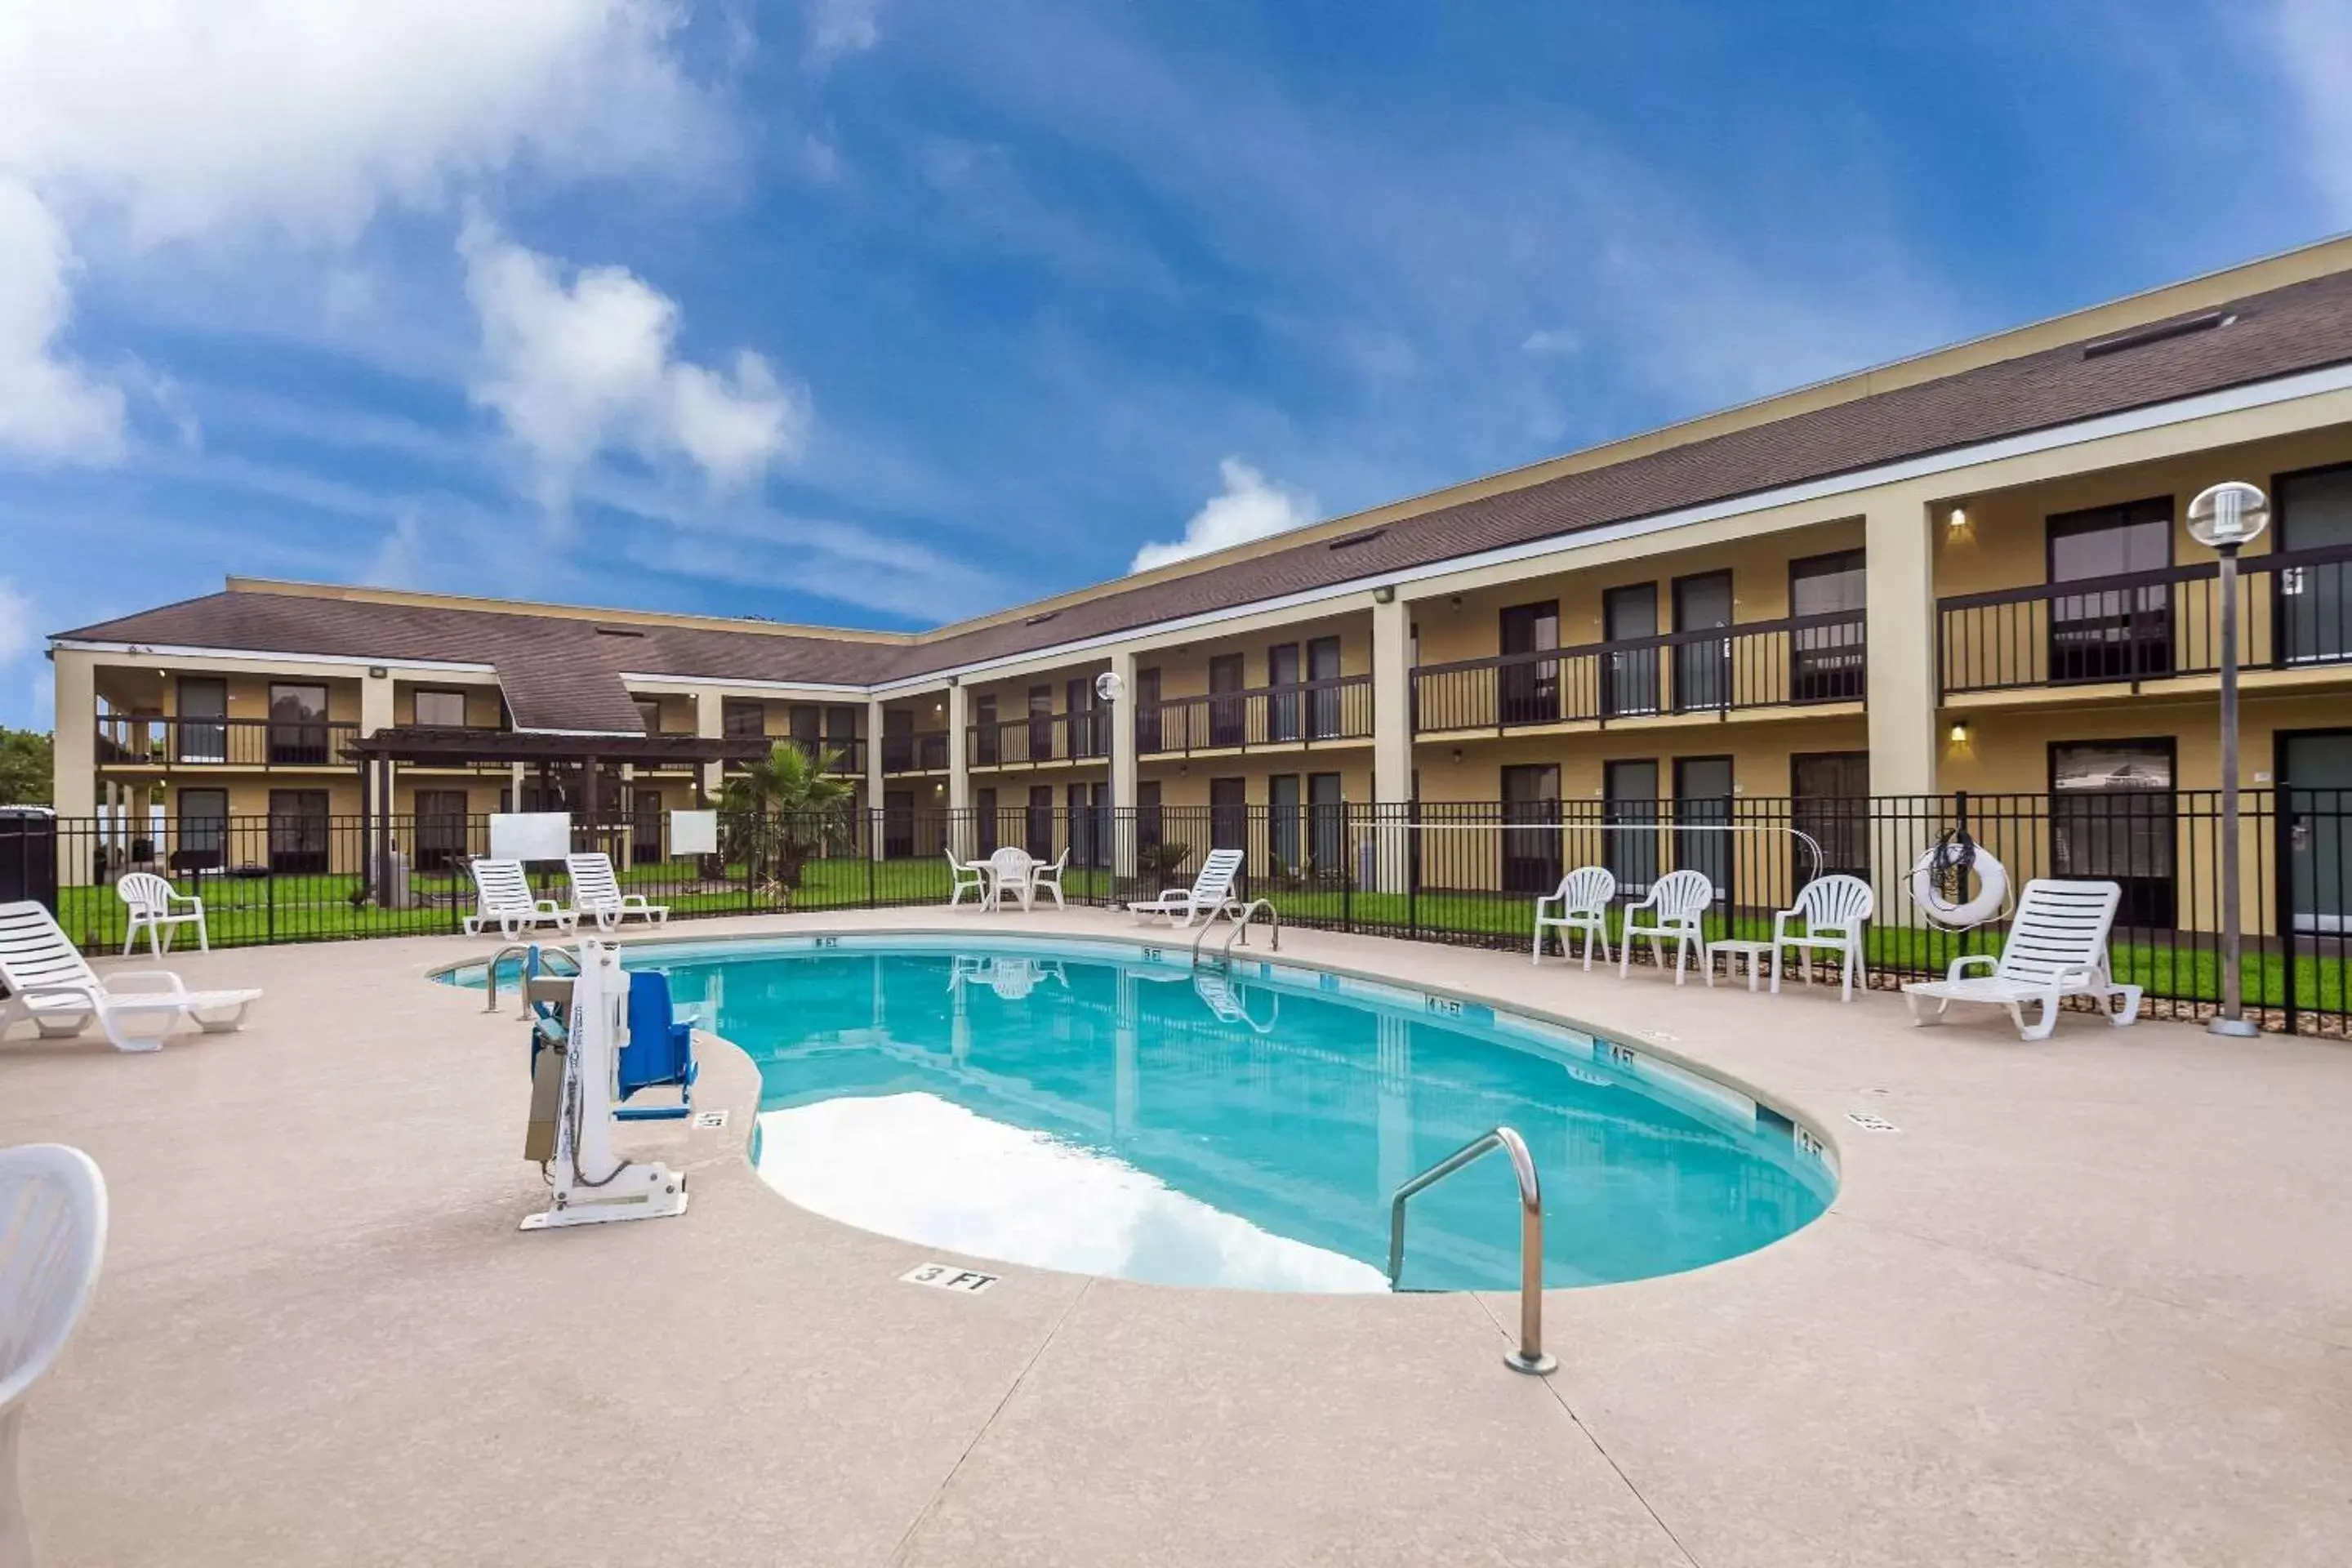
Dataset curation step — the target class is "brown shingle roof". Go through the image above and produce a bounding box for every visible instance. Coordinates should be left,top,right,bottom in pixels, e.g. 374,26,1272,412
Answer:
56,265,2352,685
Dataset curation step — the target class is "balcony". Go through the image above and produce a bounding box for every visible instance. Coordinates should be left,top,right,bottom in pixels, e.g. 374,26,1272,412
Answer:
96,715,361,769
969,710,1113,768
882,730,952,775
716,736,866,776
1412,612,1866,733
1936,542,2352,697
1134,675,1374,756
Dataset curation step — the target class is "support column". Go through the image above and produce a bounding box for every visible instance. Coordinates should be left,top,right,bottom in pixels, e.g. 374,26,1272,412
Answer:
1864,500,1939,795
694,688,724,801
1371,595,1414,893
51,652,96,887
947,682,972,857
1109,648,1138,877
866,697,887,862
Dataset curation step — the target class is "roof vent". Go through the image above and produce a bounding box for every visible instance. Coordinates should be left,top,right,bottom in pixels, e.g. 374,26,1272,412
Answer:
1024,611,1058,626
592,624,647,638
1327,527,1387,550
2082,310,2233,361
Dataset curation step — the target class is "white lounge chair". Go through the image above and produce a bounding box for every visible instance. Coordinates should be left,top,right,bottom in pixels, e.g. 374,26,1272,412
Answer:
116,871,207,957
1617,868,1715,987
1771,874,1875,1002
945,849,988,909
462,858,577,938
1,1143,108,1568
564,853,668,932
1027,849,1070,911
1904,878,2143,1040
1533,866,1615,969
0,901,261,1053
1129,848,1246,929
985,847,1037,912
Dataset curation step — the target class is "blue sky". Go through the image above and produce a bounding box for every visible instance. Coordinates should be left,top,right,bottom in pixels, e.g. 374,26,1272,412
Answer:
2,0,2347,727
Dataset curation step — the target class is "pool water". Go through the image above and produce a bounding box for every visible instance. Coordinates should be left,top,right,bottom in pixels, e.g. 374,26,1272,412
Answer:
644,942,1833,1294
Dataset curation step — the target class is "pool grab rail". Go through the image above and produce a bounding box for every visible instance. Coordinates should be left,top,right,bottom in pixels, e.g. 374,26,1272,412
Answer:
483,942,577,1014
1388,1125,1556,1375
1192,898,1281,969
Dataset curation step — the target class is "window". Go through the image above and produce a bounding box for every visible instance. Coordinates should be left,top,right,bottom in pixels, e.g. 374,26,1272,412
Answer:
1500,764,1562,894
1307,637,1343,738
2051,740,2176,929
1671,572,1732,713
1673,755,1734,906
174,789,229,874
1027,685,1054,762
1137,780,1163,855
826,706,859,764
976,788,998,853
1268,774,1302,873
416,688,471,728
1498,602,1561,725
1134,667,1162,754
1603,759,1660,893
1207,657,1245,747
1027,785,1056,859
722,697,766,739
2274,461,2352,667
1209,777,1247,853
268,684,330,764
1308,773,1345,877
267,789,331,874
790,705,822,747
414,789,470,870
1789,550,1867,702
176,677,228,764
1267,643,1302,742
1791,753,1870,880
632,697,664,737
2047,498,2173,683
975,695,1000,765
1602,584,1660,715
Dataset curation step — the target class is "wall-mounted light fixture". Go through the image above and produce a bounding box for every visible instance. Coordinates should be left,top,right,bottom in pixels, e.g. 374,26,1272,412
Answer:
1948,719,1970,745
947,674,960,687
1946,505,1969,531
1372,584,1396,604
1450,747,1463,764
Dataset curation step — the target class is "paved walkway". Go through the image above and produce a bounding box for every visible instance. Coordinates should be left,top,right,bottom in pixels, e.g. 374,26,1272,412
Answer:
5,909,2349,1566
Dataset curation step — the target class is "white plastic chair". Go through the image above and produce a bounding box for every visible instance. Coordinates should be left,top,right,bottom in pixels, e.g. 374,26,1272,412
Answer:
1771,874,1875,1001
115,872,207,957
1,1144,109,1568
0,902,260,1053
986,847,1037,912
1904,879,2143,1040
1127,848,1246,928
462,859,576,938
1617,868,1715,987
563,853,667,932
944,849,988,909
1027,849,1070,911
1532,866,1616,969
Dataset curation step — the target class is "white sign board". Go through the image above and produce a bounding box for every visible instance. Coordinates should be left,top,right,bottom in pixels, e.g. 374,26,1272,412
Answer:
670,808,719,856
900,1263,999,1294
489,812,572,862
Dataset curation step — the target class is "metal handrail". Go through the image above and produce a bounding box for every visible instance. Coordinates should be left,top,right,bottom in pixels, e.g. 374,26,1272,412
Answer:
1388,1126,1556,1375
1192,897,1280,968
483,942,576,1014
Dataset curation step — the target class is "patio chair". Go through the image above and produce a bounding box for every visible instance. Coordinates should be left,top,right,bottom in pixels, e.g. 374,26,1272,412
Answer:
1027,849,1070,911
1617,869,1715,987
563,853,668,933
115,871,208,957
1771,874,1875,1002
1532,865,1615,969
1903,878,2143,1040
462,858,576,939
1,1144,108,1568
1128,848,1245,929
945,849,988,909
0,901,261,1053
986,847,1037,912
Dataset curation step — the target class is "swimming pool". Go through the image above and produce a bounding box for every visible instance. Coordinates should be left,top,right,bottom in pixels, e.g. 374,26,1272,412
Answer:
612,934,1836,1294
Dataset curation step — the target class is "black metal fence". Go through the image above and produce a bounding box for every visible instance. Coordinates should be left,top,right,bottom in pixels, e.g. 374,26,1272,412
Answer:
19,791,2349,1036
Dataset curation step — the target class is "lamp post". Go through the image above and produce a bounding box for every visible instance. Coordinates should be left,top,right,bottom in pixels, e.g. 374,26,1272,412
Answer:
2186,481,2270,1038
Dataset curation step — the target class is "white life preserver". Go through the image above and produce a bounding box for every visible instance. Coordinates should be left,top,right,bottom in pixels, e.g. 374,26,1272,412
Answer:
1909,846,2008,929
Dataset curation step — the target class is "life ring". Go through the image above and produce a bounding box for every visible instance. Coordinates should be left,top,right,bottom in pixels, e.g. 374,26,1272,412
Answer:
1909,847,2008,929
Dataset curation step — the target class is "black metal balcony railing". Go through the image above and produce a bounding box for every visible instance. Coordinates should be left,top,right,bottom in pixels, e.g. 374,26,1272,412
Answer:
1936,541,2352,697
1134,675,1374,755
969,710,1114,768
1411,611,1865,733
96,715,362,768
881,730,952,774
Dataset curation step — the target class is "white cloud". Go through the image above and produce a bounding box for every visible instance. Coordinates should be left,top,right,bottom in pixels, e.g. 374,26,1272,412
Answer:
2270,0,2352,221
806,0,883,68
0,577,32,664
1521,328,1581,356
0,0,715,459
459,220,810,514
0,179,127,462
1130,459,1316,572
365,514,429,589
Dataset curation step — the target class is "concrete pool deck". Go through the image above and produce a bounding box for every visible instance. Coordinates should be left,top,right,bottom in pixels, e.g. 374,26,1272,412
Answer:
5,907,2350,1566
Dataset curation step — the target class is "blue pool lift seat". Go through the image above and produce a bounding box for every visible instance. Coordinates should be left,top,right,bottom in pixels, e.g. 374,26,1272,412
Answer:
615,970,697,1122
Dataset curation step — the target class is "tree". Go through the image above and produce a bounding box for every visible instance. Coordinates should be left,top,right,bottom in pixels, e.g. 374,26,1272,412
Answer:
0,728,52,806
718,742,855,894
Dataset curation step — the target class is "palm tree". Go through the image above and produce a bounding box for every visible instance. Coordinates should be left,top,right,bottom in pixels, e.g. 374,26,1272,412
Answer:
719,742,855,895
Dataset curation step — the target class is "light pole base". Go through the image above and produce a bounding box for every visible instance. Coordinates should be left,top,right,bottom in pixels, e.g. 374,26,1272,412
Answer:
2205,1016,2261,1039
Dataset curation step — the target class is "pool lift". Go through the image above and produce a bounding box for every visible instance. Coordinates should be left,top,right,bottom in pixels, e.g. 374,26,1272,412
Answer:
518,938,696,1231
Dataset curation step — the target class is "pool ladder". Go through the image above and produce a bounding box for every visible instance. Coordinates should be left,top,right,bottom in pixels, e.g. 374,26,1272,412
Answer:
1191,898,1280,971
1388,1125,1555,1375
483,942,578,1014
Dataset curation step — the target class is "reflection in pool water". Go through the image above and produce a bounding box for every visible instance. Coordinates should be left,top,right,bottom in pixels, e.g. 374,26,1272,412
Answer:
655,944,1833,1293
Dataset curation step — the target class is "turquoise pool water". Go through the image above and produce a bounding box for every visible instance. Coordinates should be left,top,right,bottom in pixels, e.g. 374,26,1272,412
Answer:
620,938,1834,1294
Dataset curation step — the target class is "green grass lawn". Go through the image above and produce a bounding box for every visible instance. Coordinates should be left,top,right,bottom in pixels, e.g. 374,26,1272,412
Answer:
50,861,2346,1022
